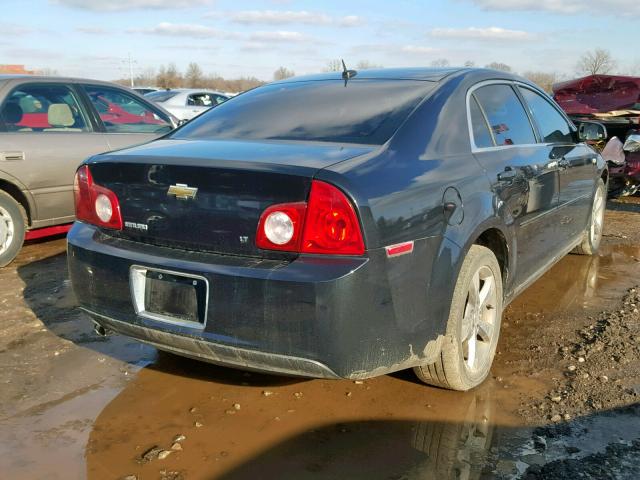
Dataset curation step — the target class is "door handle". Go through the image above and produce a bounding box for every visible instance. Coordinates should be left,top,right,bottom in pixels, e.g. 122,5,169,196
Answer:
497,167,517,181
0,151,25,161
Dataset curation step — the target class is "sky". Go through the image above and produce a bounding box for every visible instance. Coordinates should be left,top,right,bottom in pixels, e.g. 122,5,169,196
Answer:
2,0,640,82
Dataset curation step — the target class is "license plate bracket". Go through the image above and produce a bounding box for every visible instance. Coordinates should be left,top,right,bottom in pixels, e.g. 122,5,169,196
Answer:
130,266,208,328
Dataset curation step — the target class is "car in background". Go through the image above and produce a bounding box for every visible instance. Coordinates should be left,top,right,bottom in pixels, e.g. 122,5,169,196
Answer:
69,68,607,391
133,86,160,96
554,74,640,197
145,88,229,121
0,75,178,267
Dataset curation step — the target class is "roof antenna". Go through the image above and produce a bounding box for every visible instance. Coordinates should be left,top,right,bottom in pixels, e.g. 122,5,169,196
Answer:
341,59,357,86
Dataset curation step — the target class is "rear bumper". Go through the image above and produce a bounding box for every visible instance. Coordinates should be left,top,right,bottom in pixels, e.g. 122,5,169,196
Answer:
85,310,341,378
68,223,450,379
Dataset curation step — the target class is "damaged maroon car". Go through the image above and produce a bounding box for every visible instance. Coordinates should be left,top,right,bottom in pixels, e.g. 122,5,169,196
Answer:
554,74,640,197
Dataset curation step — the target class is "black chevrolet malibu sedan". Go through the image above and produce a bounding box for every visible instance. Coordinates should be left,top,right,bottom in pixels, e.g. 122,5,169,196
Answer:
68,68,607,391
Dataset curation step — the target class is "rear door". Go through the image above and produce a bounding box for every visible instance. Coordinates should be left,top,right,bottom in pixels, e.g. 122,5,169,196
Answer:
0,81,110,224
518,85,596,241
80,84,174,151
469,82,562,286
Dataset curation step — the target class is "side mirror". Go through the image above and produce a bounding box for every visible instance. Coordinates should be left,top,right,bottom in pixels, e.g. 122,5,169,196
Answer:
578,121,607,142
178,118,189,127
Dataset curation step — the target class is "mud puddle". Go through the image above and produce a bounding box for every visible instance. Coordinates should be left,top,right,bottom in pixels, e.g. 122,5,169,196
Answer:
1,211,639,479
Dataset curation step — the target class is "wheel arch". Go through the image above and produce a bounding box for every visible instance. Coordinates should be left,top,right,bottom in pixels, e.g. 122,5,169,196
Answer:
473,227,509,286
454,218,514,295
0,178,32,226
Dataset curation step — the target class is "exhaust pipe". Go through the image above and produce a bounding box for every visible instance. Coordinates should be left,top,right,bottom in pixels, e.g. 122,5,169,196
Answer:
93,322,110,337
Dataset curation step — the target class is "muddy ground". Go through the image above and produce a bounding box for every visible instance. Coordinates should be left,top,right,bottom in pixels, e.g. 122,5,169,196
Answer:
1,197,640,480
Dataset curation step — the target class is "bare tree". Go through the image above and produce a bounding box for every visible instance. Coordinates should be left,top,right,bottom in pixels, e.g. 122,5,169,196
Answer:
356,60,382,69
185,62,204,88
157,63,182,88
485,62,512,73
464,60,475,68
577,48,617,76
522,71,560,94
430,58,450,68
34,67,59,76
135,67,157,87
273,66,295,81
324,59,343,72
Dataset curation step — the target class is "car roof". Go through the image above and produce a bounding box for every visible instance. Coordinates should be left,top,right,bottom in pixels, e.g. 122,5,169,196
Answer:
0,74,133,87
161,88,228,95
270,67,534,87
272,67,467,84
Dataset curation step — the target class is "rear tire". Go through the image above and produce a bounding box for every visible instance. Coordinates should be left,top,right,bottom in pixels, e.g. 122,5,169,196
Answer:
0,190,26,268
573,178,605,256
415,245,503,391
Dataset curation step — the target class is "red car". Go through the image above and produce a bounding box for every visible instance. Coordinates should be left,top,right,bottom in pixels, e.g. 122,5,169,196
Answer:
554,75,640,196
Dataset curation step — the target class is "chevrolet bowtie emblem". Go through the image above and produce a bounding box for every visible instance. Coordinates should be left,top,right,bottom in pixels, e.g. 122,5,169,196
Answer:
167,183,198,200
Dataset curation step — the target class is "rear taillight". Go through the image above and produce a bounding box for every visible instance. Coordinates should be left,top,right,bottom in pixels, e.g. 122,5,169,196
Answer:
74,165,123,230
255,180,365,255
255,202,306,252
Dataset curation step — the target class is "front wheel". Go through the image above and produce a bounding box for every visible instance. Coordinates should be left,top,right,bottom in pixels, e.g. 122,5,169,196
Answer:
0,191,26,268
573,178,606,256
415,245,503,391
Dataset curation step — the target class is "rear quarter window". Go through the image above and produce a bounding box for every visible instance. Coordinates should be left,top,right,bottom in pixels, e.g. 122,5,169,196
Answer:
519,87,574,144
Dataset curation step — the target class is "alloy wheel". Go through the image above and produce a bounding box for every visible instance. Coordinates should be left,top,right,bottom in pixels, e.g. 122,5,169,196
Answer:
590,185,605,246
0,205,15,256
460,265,498,373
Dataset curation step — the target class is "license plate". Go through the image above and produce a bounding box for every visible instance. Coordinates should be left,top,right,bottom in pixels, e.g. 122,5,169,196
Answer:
130,266,208,328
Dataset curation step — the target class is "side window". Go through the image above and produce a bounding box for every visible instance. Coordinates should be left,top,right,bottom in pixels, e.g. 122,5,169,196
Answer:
519,87,573,144
474,84,536,146
0,84,90,133
469,94,494,148
187,93,213,107
213,95,228,105
83,85,173,134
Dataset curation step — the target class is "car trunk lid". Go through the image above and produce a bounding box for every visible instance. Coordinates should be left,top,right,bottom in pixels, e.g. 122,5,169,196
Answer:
87,139,374,257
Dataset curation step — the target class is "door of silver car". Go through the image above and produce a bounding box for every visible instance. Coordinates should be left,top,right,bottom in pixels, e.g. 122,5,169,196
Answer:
0,82,110,225
81,84,174,151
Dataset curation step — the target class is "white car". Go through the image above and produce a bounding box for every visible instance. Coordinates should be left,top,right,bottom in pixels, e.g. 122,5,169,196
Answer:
145,89,230,121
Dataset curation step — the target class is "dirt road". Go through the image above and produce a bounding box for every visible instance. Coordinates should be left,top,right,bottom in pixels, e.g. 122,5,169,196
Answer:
1,197,640,480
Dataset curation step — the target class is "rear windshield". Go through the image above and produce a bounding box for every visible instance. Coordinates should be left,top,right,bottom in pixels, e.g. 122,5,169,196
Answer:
171,80,435,145
145,90,179,102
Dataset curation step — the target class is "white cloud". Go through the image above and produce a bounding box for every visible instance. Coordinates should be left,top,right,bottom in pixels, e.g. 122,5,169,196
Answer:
230,10,331,25
0,23,32,35
401,45,439,54
75,26,107,34
51,0,211,11
466,0,640,15
249,31,310,43
338,15,365,27
130,22,228,38
226,10,365,27
430,26,535,41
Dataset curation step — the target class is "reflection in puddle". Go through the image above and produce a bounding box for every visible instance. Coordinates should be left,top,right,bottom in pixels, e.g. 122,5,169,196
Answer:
507,244,640,314
84,358,500,480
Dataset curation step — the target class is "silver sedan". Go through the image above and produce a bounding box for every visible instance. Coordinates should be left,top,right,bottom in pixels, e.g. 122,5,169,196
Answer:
145,89,230,121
